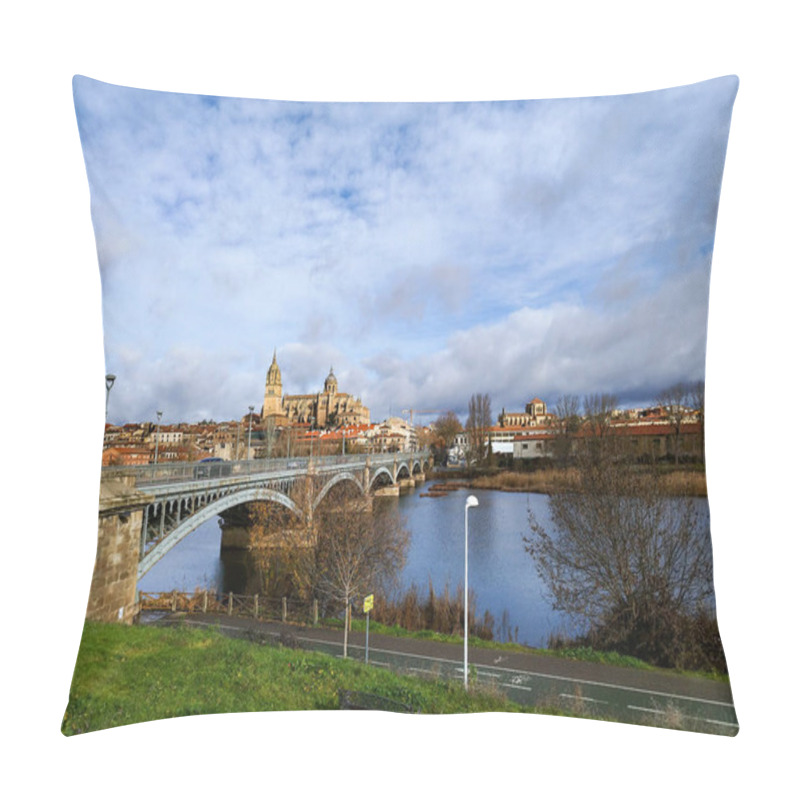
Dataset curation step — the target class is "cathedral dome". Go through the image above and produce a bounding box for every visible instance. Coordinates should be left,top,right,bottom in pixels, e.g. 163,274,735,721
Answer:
324,367,338,394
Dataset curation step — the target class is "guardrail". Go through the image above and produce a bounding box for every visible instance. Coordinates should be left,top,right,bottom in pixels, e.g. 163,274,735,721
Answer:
103,451,429,486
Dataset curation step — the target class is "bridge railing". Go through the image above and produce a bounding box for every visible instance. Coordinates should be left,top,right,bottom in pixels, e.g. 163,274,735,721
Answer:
103,450,429,487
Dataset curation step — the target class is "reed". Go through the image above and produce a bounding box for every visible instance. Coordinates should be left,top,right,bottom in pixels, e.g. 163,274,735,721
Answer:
372,579,495,640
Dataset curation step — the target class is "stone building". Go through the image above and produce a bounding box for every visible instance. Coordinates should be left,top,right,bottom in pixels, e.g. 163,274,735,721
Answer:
498,396,553,427
261,351,370,429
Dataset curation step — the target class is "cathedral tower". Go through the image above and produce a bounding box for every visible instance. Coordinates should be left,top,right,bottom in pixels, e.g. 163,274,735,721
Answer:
324,366,338,395
261,349,283,418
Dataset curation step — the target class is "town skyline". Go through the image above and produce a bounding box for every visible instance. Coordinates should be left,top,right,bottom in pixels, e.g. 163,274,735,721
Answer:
103,352,698,429
76,76,736,427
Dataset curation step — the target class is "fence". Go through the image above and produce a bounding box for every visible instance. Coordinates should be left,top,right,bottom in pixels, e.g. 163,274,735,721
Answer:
139,590,320,625
103,451,427,486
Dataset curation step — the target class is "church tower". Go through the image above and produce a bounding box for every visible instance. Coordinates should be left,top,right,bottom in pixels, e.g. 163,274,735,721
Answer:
261,349,283,418
324,366,338,395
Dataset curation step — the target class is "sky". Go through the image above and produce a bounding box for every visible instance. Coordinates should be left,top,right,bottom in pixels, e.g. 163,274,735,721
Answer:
73,75,738,426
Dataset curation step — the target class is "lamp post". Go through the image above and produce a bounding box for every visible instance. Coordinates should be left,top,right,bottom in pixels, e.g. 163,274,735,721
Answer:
464,494,479,689
153,410,163,464
247,405,254,460
309,416,315,461
104,374,116,421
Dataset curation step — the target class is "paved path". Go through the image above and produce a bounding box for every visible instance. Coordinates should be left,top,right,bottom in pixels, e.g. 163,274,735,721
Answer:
148,611,738,734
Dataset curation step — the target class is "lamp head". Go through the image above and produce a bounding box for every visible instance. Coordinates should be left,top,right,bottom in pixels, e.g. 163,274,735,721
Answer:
466,495,479,509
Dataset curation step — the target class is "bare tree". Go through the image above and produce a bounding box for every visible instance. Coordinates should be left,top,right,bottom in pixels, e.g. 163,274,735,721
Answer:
658,382,691,464
582,393,617,463
553,394,581,466
432,410,463,447
315,493,409,657
466,393,492,466
524,456,721,669
690,380,706,466
247,479,409,658
431,411,464,465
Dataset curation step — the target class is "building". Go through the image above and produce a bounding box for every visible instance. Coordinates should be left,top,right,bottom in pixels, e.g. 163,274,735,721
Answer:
261,351,370,429
102,446,151,466
498,396,555,428
372,417,418,452
512,420,704,462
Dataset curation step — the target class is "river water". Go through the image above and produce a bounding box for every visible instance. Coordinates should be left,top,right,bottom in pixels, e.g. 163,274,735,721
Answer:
138,482,579,647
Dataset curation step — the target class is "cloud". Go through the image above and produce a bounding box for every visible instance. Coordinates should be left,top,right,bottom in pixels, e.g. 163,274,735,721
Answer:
74,75,737,424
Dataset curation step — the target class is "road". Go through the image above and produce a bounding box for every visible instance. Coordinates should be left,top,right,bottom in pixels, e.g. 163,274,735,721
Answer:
147,611,738,735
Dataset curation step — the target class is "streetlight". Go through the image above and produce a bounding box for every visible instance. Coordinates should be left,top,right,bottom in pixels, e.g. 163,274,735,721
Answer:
153,410,163,464
247,405,254,460
104,374,116,421
464,494,479,689
309,416,315,460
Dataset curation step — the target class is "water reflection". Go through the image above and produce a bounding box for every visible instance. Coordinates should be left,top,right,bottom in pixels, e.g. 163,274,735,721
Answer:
386,487,576,647
136,483,578,647
137,518,226,594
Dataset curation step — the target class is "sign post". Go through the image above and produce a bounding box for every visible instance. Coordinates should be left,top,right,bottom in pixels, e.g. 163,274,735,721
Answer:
363,594,374,664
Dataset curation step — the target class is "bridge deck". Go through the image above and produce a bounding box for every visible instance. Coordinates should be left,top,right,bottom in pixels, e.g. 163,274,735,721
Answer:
102,452,418,488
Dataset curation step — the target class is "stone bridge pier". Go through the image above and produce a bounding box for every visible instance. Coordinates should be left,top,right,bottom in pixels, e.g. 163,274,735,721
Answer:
88,475,153,624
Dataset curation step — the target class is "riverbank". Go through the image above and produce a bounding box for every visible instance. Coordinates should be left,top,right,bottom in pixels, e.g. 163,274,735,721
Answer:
62,620,540,734
426,466,707,497
62,617,736,735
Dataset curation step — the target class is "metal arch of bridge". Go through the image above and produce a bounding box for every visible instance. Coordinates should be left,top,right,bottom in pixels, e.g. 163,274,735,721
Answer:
135,452,430,580
368,466,396,492
312,472,367,513
138,486,304,579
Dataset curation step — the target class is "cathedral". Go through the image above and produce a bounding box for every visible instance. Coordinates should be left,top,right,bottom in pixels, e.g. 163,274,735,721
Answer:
261,351,370,428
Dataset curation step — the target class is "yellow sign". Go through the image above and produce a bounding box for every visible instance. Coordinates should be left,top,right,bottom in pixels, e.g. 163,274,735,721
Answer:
363,594,374,613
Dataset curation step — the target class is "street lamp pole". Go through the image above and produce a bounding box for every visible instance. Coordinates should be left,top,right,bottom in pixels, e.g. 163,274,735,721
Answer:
104,374,116,421
464,494,479,689
247,405,254,460
154,410,163,464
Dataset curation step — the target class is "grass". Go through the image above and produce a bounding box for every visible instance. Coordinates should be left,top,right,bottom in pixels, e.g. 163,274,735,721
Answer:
62,621,544,735
433,466,707,497
63,621,732,736
330,616,730,680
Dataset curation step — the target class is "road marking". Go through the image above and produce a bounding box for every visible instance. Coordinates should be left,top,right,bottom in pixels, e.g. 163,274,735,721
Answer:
560,693,607,705
347,643,735,709
702,719,739,730
179,619,734,714
628,705,666,716
627,705,739,730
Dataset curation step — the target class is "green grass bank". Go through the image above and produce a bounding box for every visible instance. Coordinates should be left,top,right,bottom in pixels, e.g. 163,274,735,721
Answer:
63,621,546,735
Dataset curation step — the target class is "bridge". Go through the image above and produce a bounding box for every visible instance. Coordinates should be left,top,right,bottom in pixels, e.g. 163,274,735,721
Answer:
91,452,432,624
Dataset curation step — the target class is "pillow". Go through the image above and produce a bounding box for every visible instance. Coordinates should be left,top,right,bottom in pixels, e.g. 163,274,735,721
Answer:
64,75,738,736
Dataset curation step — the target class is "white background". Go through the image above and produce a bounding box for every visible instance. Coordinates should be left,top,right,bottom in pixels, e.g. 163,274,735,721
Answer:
3,2,796,797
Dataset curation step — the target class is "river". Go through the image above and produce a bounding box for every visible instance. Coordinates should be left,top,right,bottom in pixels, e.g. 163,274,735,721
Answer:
138,481,581,647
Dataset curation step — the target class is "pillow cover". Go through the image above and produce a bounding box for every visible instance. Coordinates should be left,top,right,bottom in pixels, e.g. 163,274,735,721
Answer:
64,75,738,736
